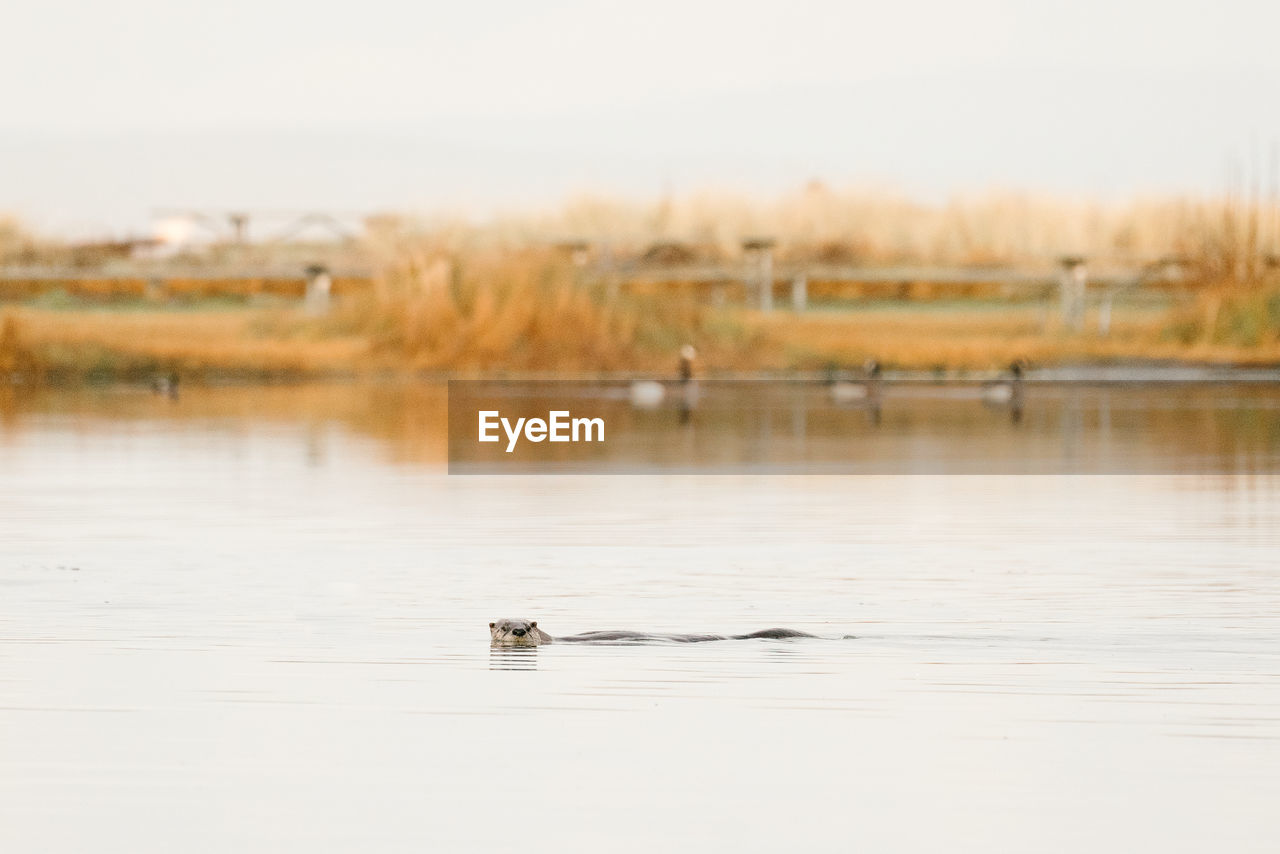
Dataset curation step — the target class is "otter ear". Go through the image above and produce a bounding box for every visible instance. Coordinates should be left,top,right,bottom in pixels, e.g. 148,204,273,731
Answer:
489,622,496,629
530,621,538,628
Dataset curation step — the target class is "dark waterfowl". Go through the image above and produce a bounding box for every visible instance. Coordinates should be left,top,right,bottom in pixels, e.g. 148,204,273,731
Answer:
828,358,881,404
981,360,1025,405
629,344,699,414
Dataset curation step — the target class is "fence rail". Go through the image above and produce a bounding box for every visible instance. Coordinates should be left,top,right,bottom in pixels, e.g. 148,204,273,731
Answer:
1,254,1186,333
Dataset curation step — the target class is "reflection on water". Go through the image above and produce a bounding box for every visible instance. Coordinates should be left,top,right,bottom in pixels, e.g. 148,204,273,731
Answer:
0,382,450,464
1,383,1279,852
489,646,540,671
449,380,1280,473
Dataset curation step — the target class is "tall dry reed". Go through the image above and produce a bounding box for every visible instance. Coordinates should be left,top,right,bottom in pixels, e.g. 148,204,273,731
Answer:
462,186,1280,274
327,248,749,372
0,312,38,378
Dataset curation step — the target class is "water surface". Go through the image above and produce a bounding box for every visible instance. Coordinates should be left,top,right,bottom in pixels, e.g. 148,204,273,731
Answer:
2,384,1278,852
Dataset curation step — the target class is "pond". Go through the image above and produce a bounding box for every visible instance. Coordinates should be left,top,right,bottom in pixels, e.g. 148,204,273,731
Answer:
2,382,1278,852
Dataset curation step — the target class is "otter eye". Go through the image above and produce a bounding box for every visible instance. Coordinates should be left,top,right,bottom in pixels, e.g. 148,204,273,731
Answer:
489,623,496,629
530,622,537,628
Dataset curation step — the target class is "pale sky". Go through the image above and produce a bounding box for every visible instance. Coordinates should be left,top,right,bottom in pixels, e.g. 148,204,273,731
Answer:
3,0,1278,234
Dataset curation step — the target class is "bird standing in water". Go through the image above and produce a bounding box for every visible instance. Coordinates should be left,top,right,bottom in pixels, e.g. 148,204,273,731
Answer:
629,344,700,417
982,361,1026,423
829,359,881,404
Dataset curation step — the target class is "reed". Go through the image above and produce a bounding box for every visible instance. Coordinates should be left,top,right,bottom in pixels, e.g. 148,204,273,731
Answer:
1164,283,1280,348
6,184,1280,381
12,308,366,381
483,186,1280,273
314,248,757,372
10,292,1280,382
0,216,39,264
0,312,39,377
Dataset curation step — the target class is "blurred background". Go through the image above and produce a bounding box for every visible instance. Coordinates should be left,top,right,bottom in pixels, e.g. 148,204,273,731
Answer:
3,0,1280,379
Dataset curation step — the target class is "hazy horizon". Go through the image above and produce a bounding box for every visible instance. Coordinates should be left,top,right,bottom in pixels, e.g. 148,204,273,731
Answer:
5,0,1279,236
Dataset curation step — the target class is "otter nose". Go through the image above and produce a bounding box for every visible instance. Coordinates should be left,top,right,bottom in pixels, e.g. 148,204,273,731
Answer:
512,628,526,636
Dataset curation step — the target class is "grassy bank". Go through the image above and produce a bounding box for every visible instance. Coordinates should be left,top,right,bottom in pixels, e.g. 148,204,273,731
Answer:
5,185,1279,381
5,211,1280,381
5,281,1279,385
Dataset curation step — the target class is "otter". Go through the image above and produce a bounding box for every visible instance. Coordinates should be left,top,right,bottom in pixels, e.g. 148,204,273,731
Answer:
489,618,816,646
489,619,555,645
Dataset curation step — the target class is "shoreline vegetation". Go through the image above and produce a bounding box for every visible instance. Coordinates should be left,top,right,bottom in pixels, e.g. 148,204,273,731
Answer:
2,189,1279,383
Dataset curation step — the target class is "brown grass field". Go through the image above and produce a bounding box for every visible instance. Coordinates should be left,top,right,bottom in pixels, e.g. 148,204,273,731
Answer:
3,190,1279,381
3,273,1278,383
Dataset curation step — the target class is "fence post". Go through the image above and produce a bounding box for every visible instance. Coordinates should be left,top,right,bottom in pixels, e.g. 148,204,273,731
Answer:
304,264,332,315
791,274,807,311
742,238,776,312
1058,256,1087,332
1098,288,1114,337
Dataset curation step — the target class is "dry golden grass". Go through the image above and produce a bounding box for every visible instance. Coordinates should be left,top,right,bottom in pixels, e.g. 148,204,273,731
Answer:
7,185,1278,272
475,186,1280,273
3,250,728,379
4,230,1280,382
0,312,38,376
757,304,1280,369
6,185,1277,385
1164,284,1280,349
10,308,367,380
0,276,373,302
9,289,1278,384
305,248,755,373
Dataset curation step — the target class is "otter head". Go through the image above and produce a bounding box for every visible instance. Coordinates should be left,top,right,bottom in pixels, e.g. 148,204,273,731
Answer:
489,618,549,646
